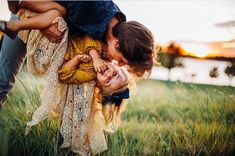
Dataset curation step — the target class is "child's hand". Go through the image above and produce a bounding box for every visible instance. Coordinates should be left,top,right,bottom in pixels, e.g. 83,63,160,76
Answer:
93,58,107,73
76,54,91,63
88,49,107,73
80,54,91,63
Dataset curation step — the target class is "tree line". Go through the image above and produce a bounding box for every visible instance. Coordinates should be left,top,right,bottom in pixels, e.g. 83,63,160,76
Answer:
156,42,235,86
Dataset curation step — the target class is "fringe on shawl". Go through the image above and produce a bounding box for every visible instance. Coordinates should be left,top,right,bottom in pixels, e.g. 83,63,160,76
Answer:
23,10,68,134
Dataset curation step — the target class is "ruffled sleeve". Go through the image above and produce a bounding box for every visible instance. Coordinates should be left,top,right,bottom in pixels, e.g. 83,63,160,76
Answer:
58,64,96,84
83,35,103,55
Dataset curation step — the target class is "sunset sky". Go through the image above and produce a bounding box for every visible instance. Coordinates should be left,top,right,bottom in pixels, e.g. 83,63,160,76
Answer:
115,0,235,42
1,0,235,57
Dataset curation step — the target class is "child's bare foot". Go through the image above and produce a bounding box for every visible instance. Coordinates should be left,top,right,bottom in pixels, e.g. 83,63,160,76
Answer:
0,20,18,39
6,22,20,32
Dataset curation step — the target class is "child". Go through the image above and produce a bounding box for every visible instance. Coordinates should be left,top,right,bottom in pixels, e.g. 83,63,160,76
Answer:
0,1,66,39
55,33,133,153
58,57,132,155
27,42,132,154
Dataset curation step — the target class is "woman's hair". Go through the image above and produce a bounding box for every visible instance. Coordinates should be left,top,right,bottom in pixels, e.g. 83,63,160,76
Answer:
112,21,155,77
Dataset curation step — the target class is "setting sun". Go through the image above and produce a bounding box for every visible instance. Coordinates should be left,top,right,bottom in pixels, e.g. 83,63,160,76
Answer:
181,43,212,58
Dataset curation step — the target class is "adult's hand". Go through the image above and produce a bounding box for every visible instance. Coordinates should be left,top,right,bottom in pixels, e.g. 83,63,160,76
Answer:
41,23,64,43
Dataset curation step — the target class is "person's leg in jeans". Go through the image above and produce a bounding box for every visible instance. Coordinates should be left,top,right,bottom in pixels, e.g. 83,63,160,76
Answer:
0,14,26,109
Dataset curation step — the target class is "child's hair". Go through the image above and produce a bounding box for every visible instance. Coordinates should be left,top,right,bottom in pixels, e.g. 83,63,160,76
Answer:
93,67,136,132
99,66,131,96
112,21,155,77
102,83,128,96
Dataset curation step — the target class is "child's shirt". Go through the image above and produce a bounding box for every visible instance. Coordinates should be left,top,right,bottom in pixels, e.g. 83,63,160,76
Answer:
58,35,107,84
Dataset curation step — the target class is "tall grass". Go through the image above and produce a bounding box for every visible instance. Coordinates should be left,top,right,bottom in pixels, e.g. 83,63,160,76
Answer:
0,70,234,156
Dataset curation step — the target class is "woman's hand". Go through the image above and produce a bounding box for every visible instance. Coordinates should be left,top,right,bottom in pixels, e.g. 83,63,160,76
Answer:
41,23,64,43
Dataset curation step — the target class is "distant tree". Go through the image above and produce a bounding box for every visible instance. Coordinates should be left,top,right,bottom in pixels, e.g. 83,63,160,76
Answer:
156,42,185,80
190,73,197,83
157,52,176,80
174,58,185,68
209,67,219,78
225,62,235,86
157,54,184,80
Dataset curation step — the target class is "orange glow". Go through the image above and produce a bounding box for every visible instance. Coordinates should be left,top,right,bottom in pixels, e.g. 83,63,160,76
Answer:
181,43,213,58
0,31,4,41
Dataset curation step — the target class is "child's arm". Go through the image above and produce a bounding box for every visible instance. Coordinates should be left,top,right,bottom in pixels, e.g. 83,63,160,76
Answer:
89,49,107,73
3,1,66,33
83,35,107,73
58,54,96,84
62,54,90,69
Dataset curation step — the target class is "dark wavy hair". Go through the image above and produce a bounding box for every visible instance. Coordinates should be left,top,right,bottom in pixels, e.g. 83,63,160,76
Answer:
112,21,155,77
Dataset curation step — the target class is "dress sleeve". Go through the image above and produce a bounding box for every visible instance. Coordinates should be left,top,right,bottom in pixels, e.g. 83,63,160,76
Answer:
83,35,103,55
58,63,96,84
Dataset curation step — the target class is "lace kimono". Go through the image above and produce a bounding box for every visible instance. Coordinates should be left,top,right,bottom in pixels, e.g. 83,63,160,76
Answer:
16,9,69,127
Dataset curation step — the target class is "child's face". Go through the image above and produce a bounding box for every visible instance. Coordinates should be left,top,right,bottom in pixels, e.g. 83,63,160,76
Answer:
97,63,128,93
106,39,128,66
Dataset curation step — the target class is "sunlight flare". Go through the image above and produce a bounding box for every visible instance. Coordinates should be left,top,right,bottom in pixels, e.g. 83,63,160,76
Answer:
182,43,213,58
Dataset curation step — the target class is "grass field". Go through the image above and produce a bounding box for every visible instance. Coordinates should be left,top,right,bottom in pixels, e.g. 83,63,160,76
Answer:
0,70,235,156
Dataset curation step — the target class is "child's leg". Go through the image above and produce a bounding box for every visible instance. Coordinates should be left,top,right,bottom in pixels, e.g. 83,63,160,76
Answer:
6,9,63,31
1,1,66,38
20,1,66,17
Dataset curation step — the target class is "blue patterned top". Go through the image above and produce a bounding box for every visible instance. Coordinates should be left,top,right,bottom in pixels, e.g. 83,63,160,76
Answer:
57,1,126,40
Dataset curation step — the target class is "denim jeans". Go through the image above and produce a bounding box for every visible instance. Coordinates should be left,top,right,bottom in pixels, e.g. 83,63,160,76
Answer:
0,14,26,105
